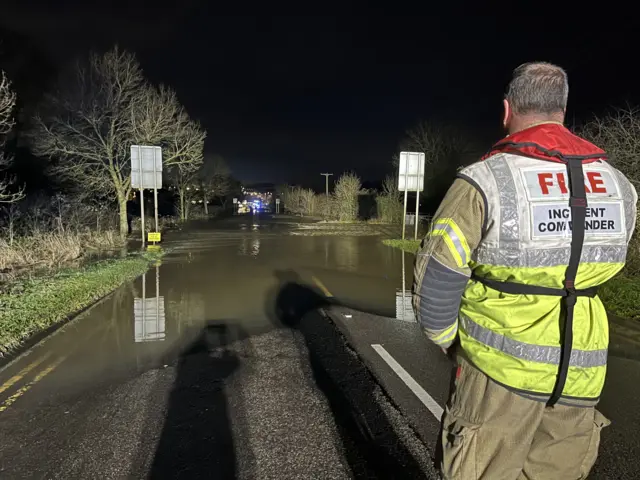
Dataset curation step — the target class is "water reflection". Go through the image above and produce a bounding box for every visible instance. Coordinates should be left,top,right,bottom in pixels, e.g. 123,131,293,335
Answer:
134,265,166,342
237,237,261,257
333,236,359,272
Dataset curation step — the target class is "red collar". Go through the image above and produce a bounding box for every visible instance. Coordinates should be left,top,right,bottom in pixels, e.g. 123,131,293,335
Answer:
482,123,607,164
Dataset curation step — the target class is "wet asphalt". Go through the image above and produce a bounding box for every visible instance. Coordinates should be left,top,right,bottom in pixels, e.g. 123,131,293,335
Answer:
0,214,638,479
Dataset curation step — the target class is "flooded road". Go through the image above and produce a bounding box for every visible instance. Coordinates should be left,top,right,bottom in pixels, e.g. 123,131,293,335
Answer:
0,215,434,479
1,214,639,478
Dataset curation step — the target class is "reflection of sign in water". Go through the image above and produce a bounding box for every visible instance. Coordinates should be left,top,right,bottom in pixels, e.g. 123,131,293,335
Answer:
134,265,166,342
134,297,166,342
396,289,415,322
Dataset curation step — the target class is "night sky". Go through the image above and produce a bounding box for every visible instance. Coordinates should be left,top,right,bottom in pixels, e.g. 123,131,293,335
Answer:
2,3,640,191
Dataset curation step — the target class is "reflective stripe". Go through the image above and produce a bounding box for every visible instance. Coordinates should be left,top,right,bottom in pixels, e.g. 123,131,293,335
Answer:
475,244,628,268
612,168,637,242
431,322,458,346
486,157,520,248
431,218,470,267
460,314,607,368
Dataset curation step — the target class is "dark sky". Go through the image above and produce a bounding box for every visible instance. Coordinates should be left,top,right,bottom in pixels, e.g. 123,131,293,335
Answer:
2,2,640,190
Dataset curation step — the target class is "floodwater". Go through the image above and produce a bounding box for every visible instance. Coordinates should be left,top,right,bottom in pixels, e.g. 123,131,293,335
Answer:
0,214,431,479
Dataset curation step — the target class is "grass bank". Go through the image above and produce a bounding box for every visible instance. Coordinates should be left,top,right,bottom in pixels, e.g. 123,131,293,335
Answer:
382,238,422,254
0,252,159,356
382,238,640,320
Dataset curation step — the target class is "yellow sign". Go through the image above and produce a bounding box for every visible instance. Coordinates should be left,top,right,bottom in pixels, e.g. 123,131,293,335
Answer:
147,232,161,242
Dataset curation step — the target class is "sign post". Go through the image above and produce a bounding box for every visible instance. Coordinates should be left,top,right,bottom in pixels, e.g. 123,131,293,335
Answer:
398,151,425,240
397,151,425,322
153,147,159,237
233,197,238,215
131,145,163,247
139,149,145,245
275,197,281,214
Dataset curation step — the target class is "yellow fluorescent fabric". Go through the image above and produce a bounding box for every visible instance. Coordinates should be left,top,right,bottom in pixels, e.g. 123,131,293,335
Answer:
430,218,471,268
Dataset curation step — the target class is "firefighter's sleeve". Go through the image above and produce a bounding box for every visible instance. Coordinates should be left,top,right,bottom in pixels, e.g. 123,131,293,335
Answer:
412,177,485,348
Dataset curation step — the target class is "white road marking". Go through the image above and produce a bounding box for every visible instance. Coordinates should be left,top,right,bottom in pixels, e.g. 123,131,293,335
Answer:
371,344,444,421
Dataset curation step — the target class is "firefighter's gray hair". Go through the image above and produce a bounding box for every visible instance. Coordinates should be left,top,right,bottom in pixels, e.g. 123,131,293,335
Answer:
506,62,568,115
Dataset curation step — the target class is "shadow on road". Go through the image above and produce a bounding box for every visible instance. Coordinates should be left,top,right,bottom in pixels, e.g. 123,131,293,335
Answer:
148,323,244,479
267,269,427,479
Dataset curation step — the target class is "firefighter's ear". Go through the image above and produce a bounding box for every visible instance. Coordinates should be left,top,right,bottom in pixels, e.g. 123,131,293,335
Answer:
503,99,511,128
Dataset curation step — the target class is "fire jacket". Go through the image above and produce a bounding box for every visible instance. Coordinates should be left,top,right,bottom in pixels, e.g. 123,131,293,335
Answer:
412,122,637,406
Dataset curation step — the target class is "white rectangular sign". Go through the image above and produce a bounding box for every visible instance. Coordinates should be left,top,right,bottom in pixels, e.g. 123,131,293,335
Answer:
131,145,163,189
398,151,425,192
531,202,623,238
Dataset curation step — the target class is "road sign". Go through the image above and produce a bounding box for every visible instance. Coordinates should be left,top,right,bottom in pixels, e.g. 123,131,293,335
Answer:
131,145,163,189
233,198,238,204
148,232,161,243
275,198,281,204
398,151,425,192
398,151,425,242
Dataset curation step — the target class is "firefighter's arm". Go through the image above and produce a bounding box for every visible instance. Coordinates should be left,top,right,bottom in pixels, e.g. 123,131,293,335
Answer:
412,177,485,349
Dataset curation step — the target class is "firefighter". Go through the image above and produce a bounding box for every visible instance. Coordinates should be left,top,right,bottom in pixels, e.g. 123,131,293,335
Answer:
412,62,637,479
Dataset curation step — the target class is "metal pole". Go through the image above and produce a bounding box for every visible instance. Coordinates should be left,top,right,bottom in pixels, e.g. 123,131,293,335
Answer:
153,147,159,240
155,264,160,340
401,156,409,241
414,189,420,240
138,146,145,246
402,247,406,321
321,173,333,196
401,153,410,320
142,269,146,341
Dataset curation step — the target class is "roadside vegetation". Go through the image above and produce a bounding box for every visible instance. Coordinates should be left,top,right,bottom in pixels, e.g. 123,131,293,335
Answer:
0,46,224,354
0,255,156,356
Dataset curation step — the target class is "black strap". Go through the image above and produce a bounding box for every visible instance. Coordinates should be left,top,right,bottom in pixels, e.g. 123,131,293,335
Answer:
547,158,588,407
471,273,598,298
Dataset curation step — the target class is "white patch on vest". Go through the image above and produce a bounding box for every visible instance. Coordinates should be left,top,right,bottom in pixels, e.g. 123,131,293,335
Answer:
521,167,619,201
531,202,624,238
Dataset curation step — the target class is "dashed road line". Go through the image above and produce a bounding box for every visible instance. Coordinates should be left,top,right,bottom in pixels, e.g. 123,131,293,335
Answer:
0,354,68,413
312,276,334,298
0,353,52,395
371,343,444,421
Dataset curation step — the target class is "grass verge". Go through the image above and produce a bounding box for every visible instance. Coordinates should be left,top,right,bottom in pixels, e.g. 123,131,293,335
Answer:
382,239,421,254
0,253,156,356
598,275,640,320
382,238,640,320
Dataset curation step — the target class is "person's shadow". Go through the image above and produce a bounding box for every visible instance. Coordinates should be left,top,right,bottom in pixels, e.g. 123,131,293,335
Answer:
148,323,241,479
267,269,427,479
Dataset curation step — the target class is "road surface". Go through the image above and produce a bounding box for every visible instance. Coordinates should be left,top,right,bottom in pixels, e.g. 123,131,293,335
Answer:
0,215,638,479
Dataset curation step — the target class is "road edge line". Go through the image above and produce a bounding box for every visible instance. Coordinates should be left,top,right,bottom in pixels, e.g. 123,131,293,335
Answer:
371,344,444,421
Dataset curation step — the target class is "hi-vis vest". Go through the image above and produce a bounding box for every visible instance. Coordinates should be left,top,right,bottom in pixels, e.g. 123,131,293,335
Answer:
458,149,636,404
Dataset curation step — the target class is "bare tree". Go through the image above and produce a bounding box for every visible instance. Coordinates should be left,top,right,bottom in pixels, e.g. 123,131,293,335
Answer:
580,107,640,191
395,121,477,197
29,47,205,237
169,163,199,221
199,154,231,214
0,71,24,203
